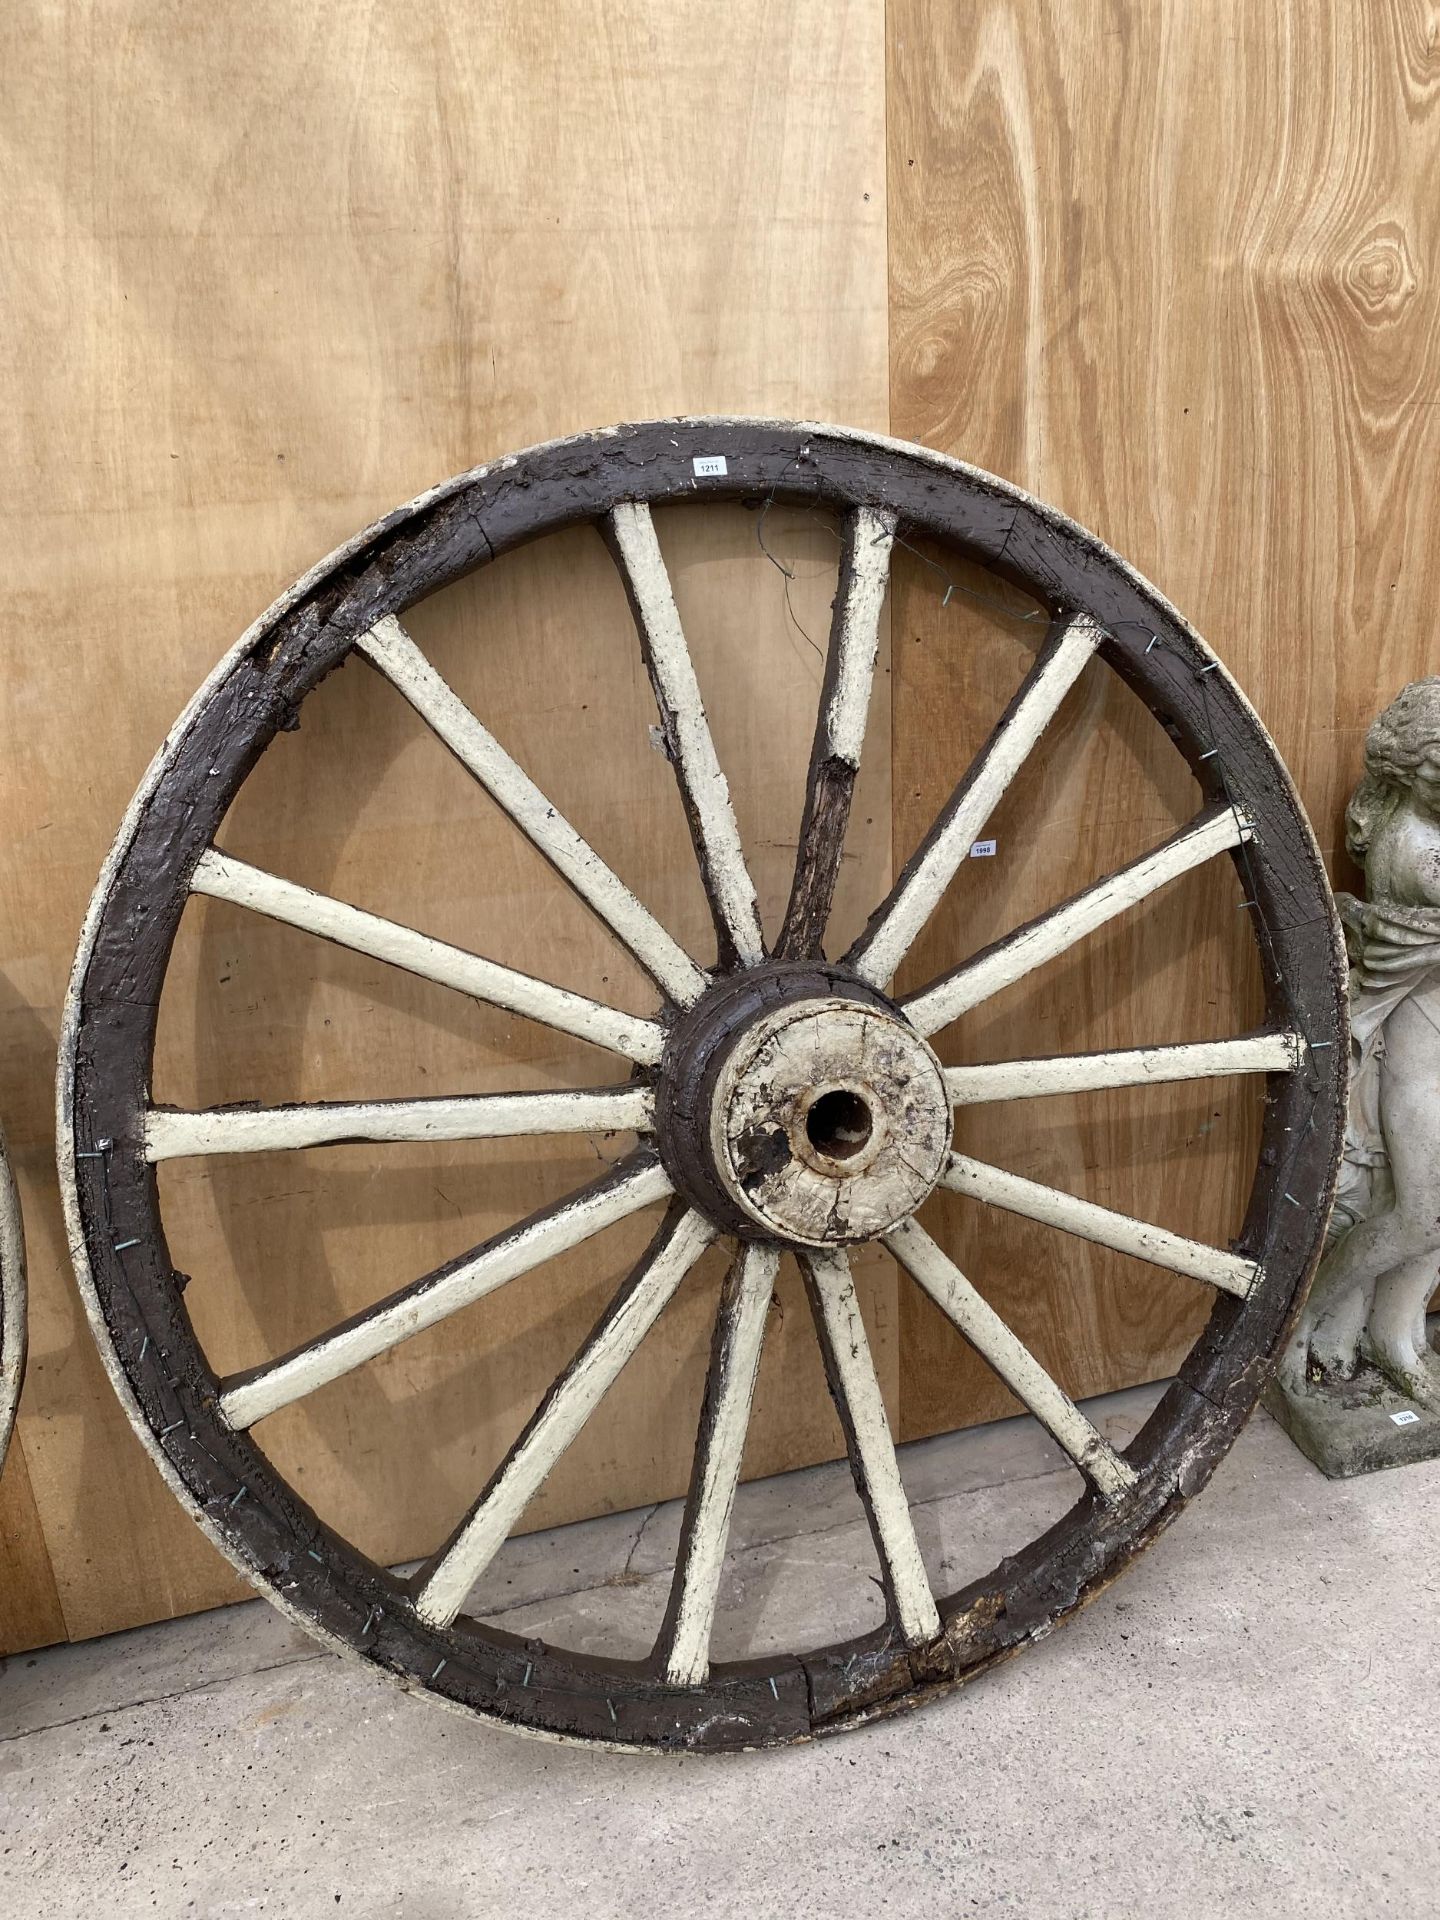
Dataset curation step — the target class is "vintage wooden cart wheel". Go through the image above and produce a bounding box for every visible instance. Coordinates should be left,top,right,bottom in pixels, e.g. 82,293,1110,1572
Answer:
59,421,1347,1750
0,1125,26,1474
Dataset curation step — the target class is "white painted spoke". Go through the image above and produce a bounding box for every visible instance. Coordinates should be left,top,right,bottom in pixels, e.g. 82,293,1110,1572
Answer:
145,1086,654,1161
192,849,664,1065
415,1207,717,1629
218,1156,673,1430
778,505,896,957
801,1248,940,1646
885,1219,1138,1501
813,503,896,767
848,614,1104,987
944,1032,1300,1106
904,803,1254,1038
606,502,765,966
357,616,708,1006
659,1242,778,1685
942,1152,1258,1296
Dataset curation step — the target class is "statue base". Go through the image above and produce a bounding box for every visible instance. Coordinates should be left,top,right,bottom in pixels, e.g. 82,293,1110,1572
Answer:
1263,1330,1440,1479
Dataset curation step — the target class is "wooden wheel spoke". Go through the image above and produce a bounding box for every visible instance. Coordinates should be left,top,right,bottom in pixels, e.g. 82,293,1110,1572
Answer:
776,505,897,959
847,613,1105,987
218,1153,673,1430
605,502,766,967
801,1248,940,1647
145,1086,654,1161
942,1151,1258,1295
656,1241,778,1685
904,802,1254,1037
944,1032,1300,1106
357,617,708,1007
885,1219,1138,1501
414,1206,717,1629
191,849,664,1065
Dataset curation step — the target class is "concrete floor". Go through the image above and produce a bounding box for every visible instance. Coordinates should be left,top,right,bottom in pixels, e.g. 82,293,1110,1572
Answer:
2,1387,1436,1920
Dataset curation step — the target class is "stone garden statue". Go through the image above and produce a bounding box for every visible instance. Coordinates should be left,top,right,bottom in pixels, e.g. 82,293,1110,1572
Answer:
1273,679,1440,1466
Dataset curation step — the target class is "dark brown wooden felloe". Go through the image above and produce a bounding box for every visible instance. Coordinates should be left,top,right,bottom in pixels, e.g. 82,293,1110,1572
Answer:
60,420,1347,1750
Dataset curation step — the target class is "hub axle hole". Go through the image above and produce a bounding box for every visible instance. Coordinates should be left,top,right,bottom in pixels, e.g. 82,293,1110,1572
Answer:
805,1088,873,1163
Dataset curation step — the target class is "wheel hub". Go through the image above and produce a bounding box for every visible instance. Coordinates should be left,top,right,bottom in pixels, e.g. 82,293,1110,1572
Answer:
657,966,953,1246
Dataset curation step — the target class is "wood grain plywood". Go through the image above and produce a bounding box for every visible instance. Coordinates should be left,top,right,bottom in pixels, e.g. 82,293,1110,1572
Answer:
887,1,1440,1437
0,0,888,1646
0,1427,67,1654
6,0,1434,1651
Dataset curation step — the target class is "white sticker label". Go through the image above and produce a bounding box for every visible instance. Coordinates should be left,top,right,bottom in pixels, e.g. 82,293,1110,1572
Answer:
970,839,997,858
1390,1410,1421,1427
693,455,728,477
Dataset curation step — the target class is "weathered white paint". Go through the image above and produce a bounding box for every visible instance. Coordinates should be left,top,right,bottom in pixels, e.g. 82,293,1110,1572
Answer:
416,1208,717,1629
802,1248,940,1645
219,1159,674,1430
905,805,1255,1037
943,1032,1300,1106
145,1087,655,1161
357,616,708,1007
943,1152,1258,1295
884,1219,1138,1501
709,997,951,1245
191,849,665,1065
824,506,897,767
607,502,766,965
662,1242,778,1685
851,614,1104,987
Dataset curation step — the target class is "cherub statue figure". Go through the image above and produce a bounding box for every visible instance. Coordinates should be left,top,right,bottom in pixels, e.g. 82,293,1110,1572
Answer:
1280,678,1440,1410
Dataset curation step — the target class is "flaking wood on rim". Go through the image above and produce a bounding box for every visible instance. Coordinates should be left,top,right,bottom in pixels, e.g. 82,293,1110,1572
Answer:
57,419,1347,1751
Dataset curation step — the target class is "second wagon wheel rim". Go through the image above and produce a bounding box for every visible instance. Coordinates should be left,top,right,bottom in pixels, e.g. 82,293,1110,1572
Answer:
0,1126,25,1472
58,420,1347,1750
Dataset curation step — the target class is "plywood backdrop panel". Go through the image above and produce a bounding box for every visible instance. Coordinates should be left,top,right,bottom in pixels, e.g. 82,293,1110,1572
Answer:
3,0,1436,1650
0,0,890,1647
887,0,1440,1437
